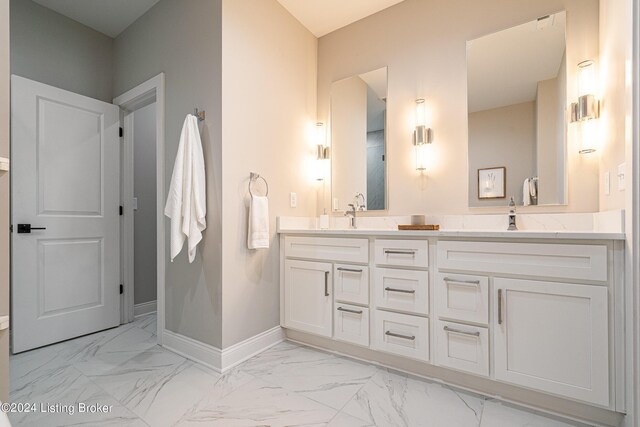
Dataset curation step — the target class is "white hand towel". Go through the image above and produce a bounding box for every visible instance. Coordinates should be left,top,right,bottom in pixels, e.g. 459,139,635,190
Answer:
248,195,269,249
164,114,207,263
523,178,532,206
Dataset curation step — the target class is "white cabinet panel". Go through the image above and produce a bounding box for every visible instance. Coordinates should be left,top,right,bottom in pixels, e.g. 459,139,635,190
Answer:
438,241,607,281
334,303,369,347
435,320,489,377
284,260,333,337
494,278,609,406
285,236,368,263
373,310,429,362
435,273,488,324
374,239,429,268
374,268,429,315
334,264,369,305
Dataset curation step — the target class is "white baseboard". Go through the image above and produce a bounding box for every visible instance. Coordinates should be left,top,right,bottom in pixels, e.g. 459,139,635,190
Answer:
161,326,284,373
134,300,157,317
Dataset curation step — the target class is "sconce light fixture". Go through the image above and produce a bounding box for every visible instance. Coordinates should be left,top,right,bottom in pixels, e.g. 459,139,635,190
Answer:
315,122,330,160
570,60,600,154
413,98,433,171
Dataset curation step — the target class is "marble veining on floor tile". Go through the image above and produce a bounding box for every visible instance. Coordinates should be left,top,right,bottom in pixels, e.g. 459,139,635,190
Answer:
9,314,593,427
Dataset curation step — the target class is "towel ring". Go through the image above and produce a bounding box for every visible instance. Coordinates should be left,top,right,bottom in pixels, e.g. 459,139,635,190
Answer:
249,172,269,197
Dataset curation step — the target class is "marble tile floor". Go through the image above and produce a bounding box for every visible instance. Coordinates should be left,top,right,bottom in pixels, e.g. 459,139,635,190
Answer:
8,313,591,427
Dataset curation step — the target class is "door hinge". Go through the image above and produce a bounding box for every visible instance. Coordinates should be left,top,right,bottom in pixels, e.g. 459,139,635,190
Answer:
119,127,123,138
119,205,123,216
120,284,124,294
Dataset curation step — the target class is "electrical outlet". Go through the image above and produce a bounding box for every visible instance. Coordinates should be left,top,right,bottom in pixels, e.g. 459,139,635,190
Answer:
604,172,610,196
290,192,297,208
333,198,339,211
618,163,626,191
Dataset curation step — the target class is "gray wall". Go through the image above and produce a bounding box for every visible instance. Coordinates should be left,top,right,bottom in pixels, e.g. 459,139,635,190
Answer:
113,0,223,347
10,0,113,102
133,103,157,306
468,101,536,207
0,0,9,403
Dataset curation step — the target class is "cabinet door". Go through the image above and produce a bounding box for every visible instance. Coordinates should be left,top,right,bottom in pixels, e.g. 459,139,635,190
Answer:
284,260,333,337
494,278,609,406
334,264,369,305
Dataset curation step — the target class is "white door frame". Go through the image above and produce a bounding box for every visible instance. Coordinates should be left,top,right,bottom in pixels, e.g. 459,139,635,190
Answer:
113,73,165,344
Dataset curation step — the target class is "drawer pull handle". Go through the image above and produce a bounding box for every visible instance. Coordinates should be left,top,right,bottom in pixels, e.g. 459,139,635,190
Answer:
385,331,416,341
498,289,503,325
384,250,416,255
337,267,363,273
324,271,330,296
444,325,480,337
337,307,363,314
384,287,416,294
443,277,480,285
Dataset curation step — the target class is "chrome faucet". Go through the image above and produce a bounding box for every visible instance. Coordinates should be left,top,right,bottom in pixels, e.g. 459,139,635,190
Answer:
345,204,357,229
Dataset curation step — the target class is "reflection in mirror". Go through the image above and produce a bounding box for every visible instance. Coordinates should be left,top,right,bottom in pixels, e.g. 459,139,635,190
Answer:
331,67,387,211
467,11,567,207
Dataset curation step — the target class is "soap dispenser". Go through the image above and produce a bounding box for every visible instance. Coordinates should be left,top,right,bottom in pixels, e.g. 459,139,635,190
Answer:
507,197,518,231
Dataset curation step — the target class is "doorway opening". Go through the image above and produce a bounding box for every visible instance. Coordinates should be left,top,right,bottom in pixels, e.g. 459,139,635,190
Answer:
114,73,165,343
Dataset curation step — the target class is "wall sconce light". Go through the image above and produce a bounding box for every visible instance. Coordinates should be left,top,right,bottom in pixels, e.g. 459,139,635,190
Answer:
315,122,330,161
570,60,600,154
413,98,433,171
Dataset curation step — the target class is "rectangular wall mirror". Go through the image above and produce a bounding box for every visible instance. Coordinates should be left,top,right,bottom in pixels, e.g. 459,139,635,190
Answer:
467,11,568,207
331,67,388,212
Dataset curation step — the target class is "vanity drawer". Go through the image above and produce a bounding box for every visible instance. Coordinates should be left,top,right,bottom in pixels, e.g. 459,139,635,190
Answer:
437,241,607,282
285,236,368,263
374,239,429,268
374,268,428,315
372,310,429,362
334,303,369,347
334,264,369,305
435,320,489,377
435,273,489,324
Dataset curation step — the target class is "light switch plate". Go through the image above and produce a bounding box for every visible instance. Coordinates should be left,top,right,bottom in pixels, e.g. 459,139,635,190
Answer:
290,192,297,208
618,163,626,191
604,172,610,196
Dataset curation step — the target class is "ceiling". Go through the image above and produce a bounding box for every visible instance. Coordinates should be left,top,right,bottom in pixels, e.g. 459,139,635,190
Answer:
467,11,566,113
32,0,161,38
276,0,405,37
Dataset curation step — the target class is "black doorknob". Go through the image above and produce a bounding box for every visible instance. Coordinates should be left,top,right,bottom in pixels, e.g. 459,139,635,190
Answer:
17,224,46,234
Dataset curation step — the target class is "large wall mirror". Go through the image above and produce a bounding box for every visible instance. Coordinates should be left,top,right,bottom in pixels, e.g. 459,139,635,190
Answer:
467,11,568,207
331,67,387,212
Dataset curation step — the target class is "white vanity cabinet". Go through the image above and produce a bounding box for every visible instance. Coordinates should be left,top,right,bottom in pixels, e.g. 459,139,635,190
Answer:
493,278,609,406
280,231,624,416
283,259,333,337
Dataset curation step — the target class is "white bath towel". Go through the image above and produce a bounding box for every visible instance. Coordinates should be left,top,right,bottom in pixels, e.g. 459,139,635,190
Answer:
248,195,269,249
522,178,537,206
165,114,206,263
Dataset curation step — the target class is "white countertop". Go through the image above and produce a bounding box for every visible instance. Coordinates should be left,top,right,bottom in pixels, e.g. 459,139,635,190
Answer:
277,228,626,240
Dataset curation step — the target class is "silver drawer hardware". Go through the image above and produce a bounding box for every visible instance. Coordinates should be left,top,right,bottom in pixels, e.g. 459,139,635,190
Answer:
498,289,503,325
443,277,480,285
385,331,416,341
337,307,363,314
444,325,481,337
384,250,416,255
337,267,363,273
324,271,330,296
384,287,416,294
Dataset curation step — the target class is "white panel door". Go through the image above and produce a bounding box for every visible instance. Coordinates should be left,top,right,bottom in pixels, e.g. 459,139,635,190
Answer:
284,259,333,337
493,278,609,406
11,76,120,352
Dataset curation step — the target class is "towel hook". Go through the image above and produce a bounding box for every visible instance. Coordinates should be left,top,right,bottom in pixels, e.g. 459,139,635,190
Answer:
194,108,205,121
249,172,269,197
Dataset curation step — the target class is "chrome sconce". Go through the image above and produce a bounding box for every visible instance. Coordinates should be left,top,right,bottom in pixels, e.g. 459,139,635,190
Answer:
413,98,433,171
570,60,600,154
315,122,330,160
